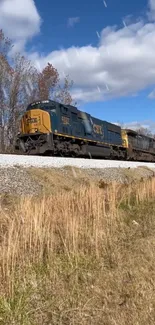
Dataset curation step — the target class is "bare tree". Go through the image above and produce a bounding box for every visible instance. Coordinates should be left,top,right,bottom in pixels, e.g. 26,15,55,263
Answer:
136,127,153,137
37,64,74,105
7,54,39,146
54,75,74,105
0,30,75,152
0,52,40,151
0,30,12,152
38,63,59,100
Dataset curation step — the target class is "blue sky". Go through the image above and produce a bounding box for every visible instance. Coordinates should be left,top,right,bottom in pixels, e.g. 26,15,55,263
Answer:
32,0,147,52
0,0,155,131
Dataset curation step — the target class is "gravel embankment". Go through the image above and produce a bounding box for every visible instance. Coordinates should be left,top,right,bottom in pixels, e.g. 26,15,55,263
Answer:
0,167,42,196
1,154,155,169
72,167,155,184
0,164,155,196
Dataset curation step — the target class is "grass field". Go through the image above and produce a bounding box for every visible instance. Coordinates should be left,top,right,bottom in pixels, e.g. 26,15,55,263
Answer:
1,175,155,324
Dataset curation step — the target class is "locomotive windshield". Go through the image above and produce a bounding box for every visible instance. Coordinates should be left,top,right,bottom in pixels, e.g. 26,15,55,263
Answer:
26,100,57,111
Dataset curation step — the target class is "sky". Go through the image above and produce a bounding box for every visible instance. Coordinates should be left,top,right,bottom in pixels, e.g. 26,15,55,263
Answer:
0,0,155,131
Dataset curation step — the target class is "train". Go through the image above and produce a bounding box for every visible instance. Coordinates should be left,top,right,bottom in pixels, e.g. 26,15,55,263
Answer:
15,99,155,162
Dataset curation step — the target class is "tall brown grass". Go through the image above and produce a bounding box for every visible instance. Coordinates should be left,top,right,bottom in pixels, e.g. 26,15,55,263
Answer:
1,178,155,324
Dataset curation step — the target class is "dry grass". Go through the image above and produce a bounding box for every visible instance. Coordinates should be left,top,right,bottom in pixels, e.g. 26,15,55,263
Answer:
1,178,155,324
27,165,155,196
27,166,92,195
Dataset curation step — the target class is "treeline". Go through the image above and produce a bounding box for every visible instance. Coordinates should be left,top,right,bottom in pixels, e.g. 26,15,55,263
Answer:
118,122,154,138
0,29,74,153
130,127,154,138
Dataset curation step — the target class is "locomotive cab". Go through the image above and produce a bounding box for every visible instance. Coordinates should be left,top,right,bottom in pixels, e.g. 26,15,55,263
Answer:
20,109,51,135
15,100,58,155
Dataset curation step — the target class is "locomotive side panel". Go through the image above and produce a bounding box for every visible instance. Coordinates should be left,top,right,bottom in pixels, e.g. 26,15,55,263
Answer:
53,103,86,139
103,122,122,146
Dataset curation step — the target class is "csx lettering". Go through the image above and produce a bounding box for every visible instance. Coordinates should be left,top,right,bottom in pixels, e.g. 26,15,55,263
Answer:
62,116,69,125
26,118,38,124
93,124,102,134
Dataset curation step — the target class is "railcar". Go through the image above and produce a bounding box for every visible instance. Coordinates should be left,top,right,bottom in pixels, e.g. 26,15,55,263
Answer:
121,129,155,162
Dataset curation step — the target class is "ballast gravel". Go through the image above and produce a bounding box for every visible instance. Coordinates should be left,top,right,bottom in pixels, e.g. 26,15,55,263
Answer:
0,154,155,169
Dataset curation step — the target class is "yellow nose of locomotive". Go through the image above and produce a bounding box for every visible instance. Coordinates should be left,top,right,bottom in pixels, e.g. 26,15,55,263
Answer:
20,109,51,134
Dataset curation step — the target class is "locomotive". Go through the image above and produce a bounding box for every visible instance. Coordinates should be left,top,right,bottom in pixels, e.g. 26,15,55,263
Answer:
15,99,155,162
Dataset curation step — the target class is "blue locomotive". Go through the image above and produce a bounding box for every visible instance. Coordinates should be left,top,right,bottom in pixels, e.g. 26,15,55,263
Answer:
15,99,155,162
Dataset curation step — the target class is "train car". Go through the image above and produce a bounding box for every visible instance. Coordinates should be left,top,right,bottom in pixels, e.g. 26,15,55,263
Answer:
121,129,155,162
15,99,126,159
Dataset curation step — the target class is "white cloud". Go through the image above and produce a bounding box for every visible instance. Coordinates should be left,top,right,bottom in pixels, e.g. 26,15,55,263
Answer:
115,120,155,134
148,89,155,98
67,17,80,27
27,0,155,103
147,0,155,20
124,120,155,133
0,0,41,53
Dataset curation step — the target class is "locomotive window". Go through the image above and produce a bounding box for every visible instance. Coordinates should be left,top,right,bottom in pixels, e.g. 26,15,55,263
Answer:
72,112,77,121
27,104,39,110
61,105,68,115
27,104,56,111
